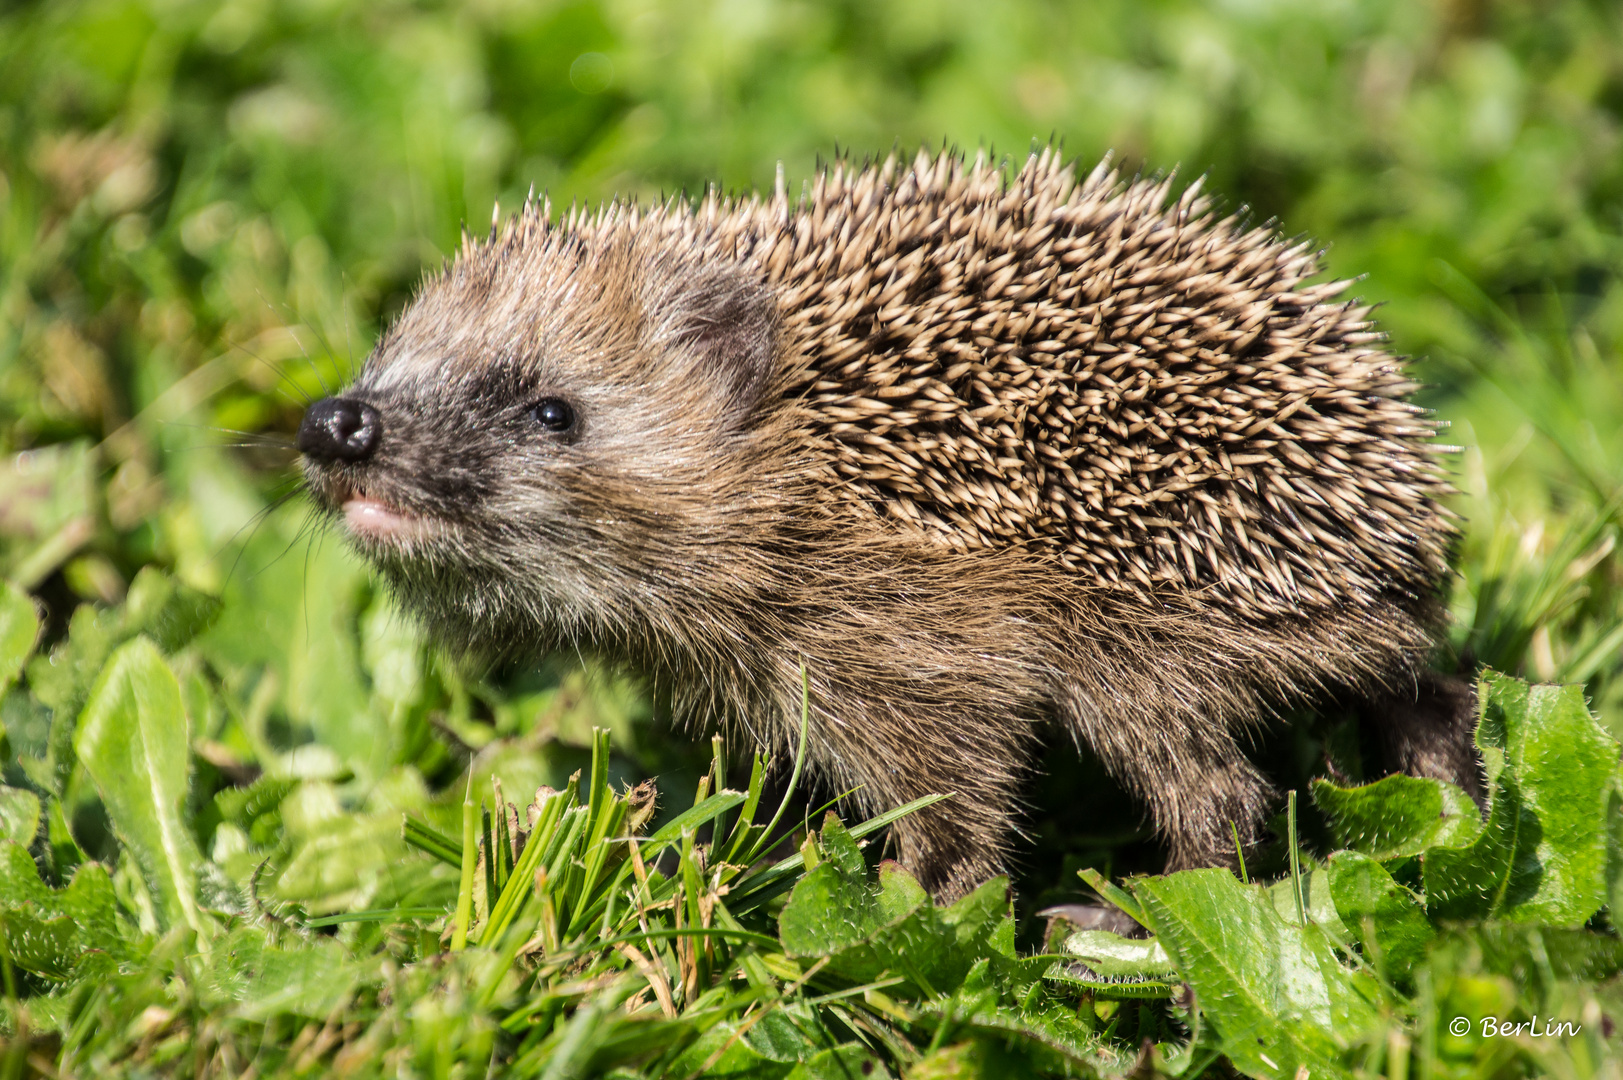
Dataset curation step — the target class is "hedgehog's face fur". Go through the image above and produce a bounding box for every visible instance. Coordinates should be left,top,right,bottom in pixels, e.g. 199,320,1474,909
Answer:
298,229,784,656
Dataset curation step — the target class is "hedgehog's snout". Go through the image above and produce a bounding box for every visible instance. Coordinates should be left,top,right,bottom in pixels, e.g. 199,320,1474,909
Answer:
299,397,382,463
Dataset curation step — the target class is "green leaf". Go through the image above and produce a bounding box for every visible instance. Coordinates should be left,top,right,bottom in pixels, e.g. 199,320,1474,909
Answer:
196,926,362,1019
214,775,298,829
728,793,948,913
0,787,40,848
817,812,865,878
0,842,134,973
0,841,50,908
1466,924,1623,984
57,862,130,961
909,990,1106,1075
1326,851,1433,984
197,524,381,775
0,908,80,980
647,791,748,844
1609,780,1623,921
1311,774,1482,860
939,875,1014,959
1078,866,1150,928
775,817,1032,1002
73,637,206,934
25,604,119,751
0,848,132,981
669,1021,794,1078
0,580,40,696
742,1006,825,1063
779,817,920,958
1424,673,1617,925
784,1046,892,1080
403,814,464,867
121,568,222,653
1056,929,1177,978
1266,867,1351,943
1045,929,1178,999
1135,869,1382,1080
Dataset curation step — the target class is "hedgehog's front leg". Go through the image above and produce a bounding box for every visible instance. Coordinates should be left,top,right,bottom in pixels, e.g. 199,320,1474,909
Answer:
806,682,1040,902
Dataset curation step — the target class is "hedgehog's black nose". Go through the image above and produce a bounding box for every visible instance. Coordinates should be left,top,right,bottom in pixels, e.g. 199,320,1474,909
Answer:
298,397,381,463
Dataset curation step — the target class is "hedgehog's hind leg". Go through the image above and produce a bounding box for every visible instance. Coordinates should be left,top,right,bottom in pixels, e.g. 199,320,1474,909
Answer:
1052,679,1276,873
1364,669,1484,802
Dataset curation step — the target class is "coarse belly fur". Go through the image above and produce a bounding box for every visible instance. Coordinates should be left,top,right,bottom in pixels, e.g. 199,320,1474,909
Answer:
395,494,1458,904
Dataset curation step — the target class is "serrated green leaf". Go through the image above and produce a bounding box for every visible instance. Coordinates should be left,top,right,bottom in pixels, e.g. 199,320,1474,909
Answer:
0,843,133,973
817,813,865,878
0,908,80,980
1045,928,1178,998
58,862,130,960
909,994,1106,1074
1311,774,1482,860
0,841,50,908
0,787,40,847
1326,851,1433,984
779,821,921,958
1043,958,1176,998
939,874,1012,954
775,823,1031,1004
195,926,362,1019
784,1045,892,1080
742,1006,825,1063
214,775,298,827
1425,673,1617,925
1058,929,1177,978
670,1021,795,1078
73,637,205,934
0,580,40,697
1135,869,1382,1080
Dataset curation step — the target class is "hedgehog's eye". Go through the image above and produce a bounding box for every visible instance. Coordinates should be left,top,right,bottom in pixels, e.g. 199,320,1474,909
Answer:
529,398,575,433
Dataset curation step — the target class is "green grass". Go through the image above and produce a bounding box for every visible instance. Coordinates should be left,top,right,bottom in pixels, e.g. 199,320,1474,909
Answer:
0,583,1619,1077
1,0,1622,1075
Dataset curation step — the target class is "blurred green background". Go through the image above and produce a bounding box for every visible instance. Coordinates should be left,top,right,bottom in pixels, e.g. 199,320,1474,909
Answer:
2,0,1623,921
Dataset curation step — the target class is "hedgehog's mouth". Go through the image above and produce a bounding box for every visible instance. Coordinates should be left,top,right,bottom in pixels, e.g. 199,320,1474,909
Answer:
344,495,431,540
326,483,442,546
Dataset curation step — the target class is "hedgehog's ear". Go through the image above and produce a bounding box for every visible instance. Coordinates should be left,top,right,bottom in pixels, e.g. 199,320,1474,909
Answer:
662,266,779,423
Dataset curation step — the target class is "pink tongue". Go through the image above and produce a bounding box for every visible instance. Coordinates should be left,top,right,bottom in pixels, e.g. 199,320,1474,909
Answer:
343,497,416,539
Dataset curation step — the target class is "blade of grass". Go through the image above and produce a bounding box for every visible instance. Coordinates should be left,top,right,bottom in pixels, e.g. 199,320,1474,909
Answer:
723,751,769,864
646,793,748,846
482,801,497,917
729,792,949,912
403,816,462,867
1288,789,1306,925
742,664,812,867
1077,867,1150,930
451,771,477,952
485,790,573,948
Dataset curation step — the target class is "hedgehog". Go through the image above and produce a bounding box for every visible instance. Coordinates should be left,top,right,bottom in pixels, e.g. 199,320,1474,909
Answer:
296,147,1476,900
